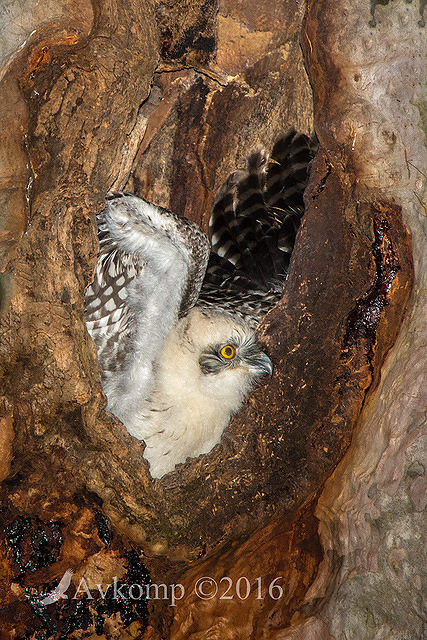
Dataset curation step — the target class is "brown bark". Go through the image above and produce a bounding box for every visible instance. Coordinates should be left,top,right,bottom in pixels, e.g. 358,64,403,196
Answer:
293,1,427,638
0,0,424,638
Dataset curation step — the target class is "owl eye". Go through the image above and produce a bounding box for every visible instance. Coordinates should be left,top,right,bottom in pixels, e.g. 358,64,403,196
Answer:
220,345,235,359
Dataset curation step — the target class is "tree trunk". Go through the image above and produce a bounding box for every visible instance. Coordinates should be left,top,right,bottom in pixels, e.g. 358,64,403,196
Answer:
0,0,424,638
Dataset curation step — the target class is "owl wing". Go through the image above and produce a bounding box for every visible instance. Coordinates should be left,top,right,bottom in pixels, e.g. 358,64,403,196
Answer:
197,129,318,325
85,193,210,419
84,207,141,377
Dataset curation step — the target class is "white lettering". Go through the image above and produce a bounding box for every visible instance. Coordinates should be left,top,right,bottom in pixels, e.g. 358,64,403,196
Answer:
72,577,93,600
170,583,184,606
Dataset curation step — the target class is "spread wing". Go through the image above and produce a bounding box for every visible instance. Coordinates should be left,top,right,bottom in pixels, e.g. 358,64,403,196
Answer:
197,129,318,325
84,193,210,418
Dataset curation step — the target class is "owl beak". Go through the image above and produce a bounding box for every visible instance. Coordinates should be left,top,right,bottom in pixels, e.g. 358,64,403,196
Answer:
249,352,273,378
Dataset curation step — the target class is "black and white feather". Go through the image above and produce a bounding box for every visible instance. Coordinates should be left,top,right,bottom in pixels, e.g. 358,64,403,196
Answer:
85,129,316,478
198,128,317,324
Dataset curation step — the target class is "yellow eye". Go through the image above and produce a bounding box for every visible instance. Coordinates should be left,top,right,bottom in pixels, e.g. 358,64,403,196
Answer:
220,345,235,359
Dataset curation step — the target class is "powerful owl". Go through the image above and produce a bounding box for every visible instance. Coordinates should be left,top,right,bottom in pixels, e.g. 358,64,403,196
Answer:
85,130,316,478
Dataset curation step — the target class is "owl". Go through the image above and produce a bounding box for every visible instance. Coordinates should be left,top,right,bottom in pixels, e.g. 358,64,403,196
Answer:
84,130,316,478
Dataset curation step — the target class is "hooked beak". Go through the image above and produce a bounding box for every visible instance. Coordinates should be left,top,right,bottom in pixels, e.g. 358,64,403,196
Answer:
249,352,273,378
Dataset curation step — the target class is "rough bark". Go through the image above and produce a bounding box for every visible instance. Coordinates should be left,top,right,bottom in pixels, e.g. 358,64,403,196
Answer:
0,0,424,638
293,2,427,638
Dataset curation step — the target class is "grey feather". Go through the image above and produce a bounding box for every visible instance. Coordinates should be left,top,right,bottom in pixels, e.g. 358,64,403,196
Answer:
85,193,210,423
